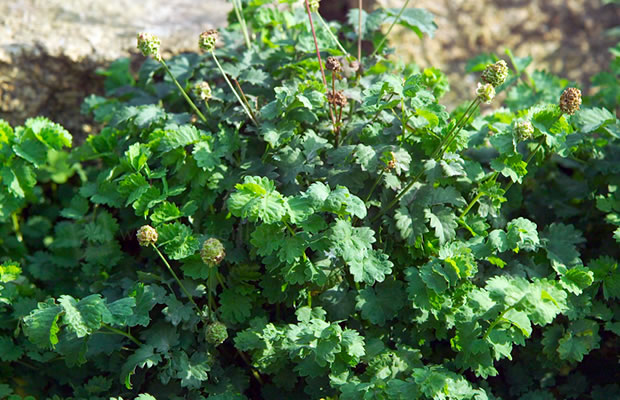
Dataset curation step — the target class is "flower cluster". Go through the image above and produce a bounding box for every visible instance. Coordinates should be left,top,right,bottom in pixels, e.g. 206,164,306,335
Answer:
476,82,495,104
326,56,342,72
200,238,226,266
136,225,158,247
481,60,508,88
327,90,348,107
193,81,212,102
205,321,228,345
308,0,320,12
199,29,219,53
513,120,534,141
136,32,162,61
559,87,582,115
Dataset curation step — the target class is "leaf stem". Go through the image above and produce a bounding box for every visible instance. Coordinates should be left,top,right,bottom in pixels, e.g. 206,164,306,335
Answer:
211,52,259,127
160,60,208,123
482,306,514,340
151,244,203,316
101,323,143,346
371,0,411,57
504,135,546,194
365,169,385,202
233,77,258,124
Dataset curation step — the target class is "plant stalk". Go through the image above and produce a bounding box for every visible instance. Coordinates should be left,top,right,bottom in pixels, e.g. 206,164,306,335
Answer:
358,0,363,61
152,244,203,316
101,323,143,346
231,0,252,50
160,60,208,123
371,0,411,57
318,14,349,56
211,52,259,126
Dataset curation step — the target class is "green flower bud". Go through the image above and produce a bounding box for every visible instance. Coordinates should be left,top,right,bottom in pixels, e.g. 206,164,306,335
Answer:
193,81,212,102
308,0,320,12
559,87,582,115
137,32,162,61
481,60,508,88
201,238,225,266
136,225,158,247
205,321,228,346
476,83,495,104
513,120,534,141
199,30,219,53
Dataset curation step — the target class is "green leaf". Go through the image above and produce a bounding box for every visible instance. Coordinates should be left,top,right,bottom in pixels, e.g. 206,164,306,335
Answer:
228,176,288,224
426,207,458,244
157,222,200,260
573,107,616,133
219,289,252,324
557,319,600,362
506,218,540,252
0,335,23,361
23,299,62,349
542,223,585,273
121,345,162,389
589,256,620,300
386,8,437,38
158,124,202,152
58,294,108,338
150,201,183,224
349,250,393,285
355,280,405,326
560,266,594,295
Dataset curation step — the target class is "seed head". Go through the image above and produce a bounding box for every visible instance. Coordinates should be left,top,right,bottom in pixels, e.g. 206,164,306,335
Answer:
137,225,158,247
193,81,212,102
513,120,534,141
476,82,495,104
199,30,219,53
327,90,348,107
326,56,342,72
200,238,225,266
137,32,162,61
559,87,582,115
205,321,228,346
481,60,508,88
308,0,320,12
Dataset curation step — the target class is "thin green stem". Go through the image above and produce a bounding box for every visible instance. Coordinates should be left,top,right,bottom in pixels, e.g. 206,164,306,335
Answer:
459,192,484,221
233,78,258,123
211,52,259,127
12,212,22,242
283,221,296,236
101,323,143,346
318,14,349,56
372,98,480,223
152,244,202,316
304,0,337,131
358,0,363,61
482,306,515,340
237,349,265,385
365,169,385,202
371,0,411,57
231,0,251,50
504,135,546,194
160,60,207,123
208,267,215,320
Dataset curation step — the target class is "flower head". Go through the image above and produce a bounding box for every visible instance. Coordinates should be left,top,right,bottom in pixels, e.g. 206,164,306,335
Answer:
513,120,534,141
476,82,495,104
200,238,225,266
137,32,162,61
205,321,228,346
193,81,212,102
308,0,320,12
327,90,348,107
199,30,219,53
481,60,508,88
559,87,582,115
326,56,342,72
136,225,158,247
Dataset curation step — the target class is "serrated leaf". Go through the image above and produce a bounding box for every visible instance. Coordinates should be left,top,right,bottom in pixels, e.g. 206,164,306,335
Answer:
58,294,108,338
426,207,457,244
0,335,23,361
228,176,288,224
121,345,162,389
219,289,252,324
23,299,62,349
157,222,200,260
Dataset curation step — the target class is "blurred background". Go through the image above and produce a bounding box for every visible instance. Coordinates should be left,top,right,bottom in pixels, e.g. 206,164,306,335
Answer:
0,0,618,136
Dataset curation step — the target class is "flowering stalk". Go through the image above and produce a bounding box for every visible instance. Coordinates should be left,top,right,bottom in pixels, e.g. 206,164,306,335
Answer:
152,245,202,315
317,14,350,57
160,60,208,123
303,0,337,132
371,0,411,57
231,0,252,50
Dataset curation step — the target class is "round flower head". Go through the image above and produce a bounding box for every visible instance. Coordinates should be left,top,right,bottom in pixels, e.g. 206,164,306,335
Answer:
205,321,228,346
308,0,320,12
327,90,348,107
481,60,508,88
199,30,219,53
513,120,534,141
137,32,162,61
326,56,342,72
201,238,225,266
476,82,496,104
559,87,582,115
193,81,212,102
137,225,158,247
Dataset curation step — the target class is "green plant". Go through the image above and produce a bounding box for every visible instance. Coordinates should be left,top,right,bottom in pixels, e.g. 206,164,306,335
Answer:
1,1,619,399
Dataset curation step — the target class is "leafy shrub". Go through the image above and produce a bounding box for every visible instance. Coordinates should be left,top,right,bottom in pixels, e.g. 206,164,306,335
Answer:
1,1,619,399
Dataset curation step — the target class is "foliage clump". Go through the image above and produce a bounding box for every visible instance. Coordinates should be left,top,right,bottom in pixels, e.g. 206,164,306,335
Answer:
1,1,620,399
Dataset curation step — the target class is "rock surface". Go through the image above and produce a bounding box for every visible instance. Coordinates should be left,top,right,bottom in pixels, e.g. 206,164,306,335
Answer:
0,0,231,137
